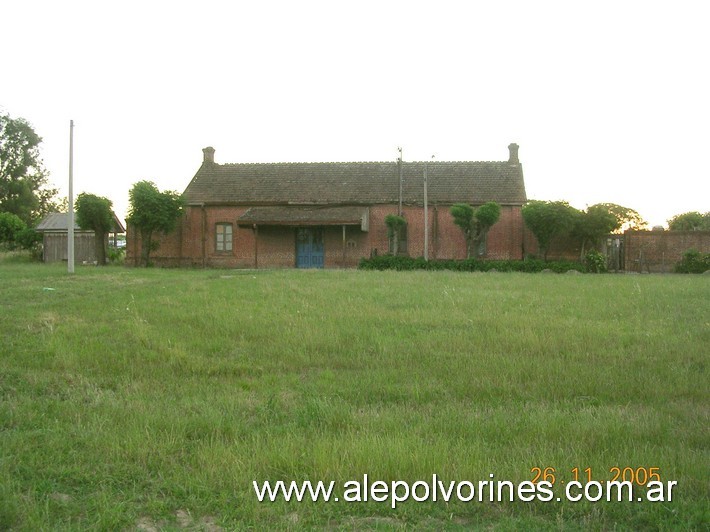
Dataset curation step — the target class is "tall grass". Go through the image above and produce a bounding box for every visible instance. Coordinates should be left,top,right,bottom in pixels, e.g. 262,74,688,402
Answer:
1,259,708,529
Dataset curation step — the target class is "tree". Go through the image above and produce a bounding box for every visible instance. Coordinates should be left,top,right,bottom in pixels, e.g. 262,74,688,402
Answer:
75,193,114,265
522,200,579,261
126,180,184,266
667,211,710,231
594,203,646,232
450,201,501,258
0,112,60,224
384,214,407,255
0,211,27,248
571,203,646,260
14,226,42,251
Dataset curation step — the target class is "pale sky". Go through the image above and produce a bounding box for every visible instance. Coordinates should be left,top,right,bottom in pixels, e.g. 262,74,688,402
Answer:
2,0,708,227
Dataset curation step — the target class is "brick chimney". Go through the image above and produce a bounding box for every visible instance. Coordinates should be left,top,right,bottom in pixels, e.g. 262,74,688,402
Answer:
508,143,519,164
202,146,215,164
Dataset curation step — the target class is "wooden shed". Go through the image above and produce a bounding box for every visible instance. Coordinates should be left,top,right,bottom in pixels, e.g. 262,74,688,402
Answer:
35,212,125,264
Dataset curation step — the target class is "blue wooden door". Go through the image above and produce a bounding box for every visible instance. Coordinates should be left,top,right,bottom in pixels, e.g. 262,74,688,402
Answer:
296,228,324,268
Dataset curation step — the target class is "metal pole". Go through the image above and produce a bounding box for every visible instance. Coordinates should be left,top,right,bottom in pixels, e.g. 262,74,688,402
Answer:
423,159,428,261
397,147,403,216
253,225,258,269
342,225,346,267
67,120,75,274
423,155,434,261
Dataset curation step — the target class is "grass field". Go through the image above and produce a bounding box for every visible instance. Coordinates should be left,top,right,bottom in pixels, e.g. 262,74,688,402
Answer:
1,255,708,530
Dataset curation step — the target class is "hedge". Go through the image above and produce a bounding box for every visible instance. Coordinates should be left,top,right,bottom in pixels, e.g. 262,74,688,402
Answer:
358,255,586,273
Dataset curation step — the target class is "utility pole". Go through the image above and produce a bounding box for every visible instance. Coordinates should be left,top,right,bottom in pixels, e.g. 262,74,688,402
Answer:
67,120,75,274
424,155,434,261
423,155,435,261
397,147,403,216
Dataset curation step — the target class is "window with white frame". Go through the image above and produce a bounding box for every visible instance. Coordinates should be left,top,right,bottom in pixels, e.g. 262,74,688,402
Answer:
216,223,233,252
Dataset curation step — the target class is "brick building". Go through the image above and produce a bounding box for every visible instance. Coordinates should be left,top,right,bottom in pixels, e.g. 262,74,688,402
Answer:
127,144,528,268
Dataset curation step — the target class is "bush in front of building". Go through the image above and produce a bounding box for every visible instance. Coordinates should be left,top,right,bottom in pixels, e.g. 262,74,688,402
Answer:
584,250,608,273
674,249,710,273
107,246,125,265
358,256,586,273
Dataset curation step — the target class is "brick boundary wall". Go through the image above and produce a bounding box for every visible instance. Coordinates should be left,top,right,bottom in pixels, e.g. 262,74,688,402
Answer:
623,230,710,273
519,229,710,272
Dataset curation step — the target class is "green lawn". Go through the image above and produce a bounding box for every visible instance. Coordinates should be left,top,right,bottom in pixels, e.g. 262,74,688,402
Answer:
1,257,708,530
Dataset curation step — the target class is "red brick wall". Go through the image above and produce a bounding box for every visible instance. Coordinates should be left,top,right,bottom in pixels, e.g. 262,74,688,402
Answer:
624,230,710,273
323,225,368,268
251,226,291,268
519,228,710,270
486,205,525,260
522,228,582,261
128,206,371,268
128,203,525,267
127,205,256,267
368,204,524,260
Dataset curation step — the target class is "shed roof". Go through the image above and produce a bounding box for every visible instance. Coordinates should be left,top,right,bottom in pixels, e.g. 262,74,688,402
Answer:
35,212,126,233
183,150,526,207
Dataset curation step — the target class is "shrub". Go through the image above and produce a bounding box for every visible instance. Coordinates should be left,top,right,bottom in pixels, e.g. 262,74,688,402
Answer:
359,255,409,271
14,227,42,250
358,256,586,273
0,212,27,249
28,242,43,261
675,249,710,273
584,250,607,273
384,214,407,255
108,247,125,264
544,260,585,274
13,227,43,261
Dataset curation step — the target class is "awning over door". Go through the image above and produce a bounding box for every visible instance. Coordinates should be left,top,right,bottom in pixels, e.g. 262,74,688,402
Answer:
238,206,369,232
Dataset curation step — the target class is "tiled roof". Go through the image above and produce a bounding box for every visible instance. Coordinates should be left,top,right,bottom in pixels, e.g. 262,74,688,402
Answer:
184,158,526,207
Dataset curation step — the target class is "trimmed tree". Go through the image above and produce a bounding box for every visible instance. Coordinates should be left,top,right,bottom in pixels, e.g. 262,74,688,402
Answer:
126,181,184,266
75,193,114,265
384,214,407,255
450,202,501,258
522,200,579,261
